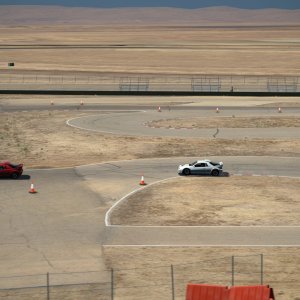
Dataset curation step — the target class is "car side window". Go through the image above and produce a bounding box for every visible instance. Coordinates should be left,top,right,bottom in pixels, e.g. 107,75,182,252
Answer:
195,163,207,167
0,166,4,170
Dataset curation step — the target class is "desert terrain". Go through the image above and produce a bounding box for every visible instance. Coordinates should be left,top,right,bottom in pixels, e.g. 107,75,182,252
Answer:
1,23,300,76
0,7,300,299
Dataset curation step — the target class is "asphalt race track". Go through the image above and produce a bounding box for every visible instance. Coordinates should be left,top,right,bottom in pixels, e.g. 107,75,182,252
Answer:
48,105,300,245
67,108,300,139
0,103,300,277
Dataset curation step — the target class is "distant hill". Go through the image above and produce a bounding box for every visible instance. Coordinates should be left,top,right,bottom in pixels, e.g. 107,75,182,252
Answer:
1,5,300,25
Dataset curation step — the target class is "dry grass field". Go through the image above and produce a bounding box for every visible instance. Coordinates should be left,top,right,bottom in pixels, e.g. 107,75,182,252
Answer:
1,25,300,75
110,176,300,226
147,116,300,129
103,246,300,300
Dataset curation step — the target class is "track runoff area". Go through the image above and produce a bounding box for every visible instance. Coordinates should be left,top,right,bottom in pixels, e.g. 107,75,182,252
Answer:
0,97,299,298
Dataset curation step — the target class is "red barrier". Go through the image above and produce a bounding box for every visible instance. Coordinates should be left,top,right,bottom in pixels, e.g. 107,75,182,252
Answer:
186,284,229,300
229,285,275,300
186,284,275,300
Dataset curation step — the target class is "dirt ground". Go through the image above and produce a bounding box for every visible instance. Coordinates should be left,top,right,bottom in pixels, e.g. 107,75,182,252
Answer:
146,116,300,129
1,25,300,75
110,176,300,226
102,246,300,300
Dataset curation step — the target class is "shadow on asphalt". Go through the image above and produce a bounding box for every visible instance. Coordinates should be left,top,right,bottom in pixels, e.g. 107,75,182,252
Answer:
221,172,230,177
179,172,230,177
0,174,31,180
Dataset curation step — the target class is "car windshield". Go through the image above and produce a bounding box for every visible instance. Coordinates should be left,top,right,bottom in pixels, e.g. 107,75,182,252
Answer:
9,163,19,168
189,161,198,166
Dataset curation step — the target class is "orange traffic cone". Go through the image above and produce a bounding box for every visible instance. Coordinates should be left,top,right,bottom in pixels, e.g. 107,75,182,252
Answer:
139,175,146,186
50,100,54,106
278,107,282,113
216,107,220,113
80,100,84,106
29,182,37,194
158,106,161,112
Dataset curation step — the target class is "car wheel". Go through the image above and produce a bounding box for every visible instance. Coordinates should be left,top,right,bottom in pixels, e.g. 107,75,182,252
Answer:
183,168,191,176
11,173,19,179
211,169,219,176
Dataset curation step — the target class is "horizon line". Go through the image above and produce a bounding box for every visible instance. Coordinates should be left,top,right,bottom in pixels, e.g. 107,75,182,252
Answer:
1,4,300,10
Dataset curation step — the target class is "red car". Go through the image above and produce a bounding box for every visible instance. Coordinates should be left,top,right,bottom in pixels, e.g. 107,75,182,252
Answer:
0,161,23,179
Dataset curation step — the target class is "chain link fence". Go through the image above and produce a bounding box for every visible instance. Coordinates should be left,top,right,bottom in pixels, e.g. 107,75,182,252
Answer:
0,253,299,299
0,73,299,93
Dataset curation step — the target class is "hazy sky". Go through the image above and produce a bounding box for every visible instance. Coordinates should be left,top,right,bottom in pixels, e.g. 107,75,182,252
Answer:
1,0,300,9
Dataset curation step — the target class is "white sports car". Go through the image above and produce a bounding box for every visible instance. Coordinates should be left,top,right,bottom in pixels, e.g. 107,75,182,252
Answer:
178,160,223,176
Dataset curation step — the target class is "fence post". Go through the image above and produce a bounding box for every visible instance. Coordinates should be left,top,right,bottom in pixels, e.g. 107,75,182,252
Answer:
111,268,114,300
46,272,50,300
260,254,264,285
171,265,175,300
231,256,235,286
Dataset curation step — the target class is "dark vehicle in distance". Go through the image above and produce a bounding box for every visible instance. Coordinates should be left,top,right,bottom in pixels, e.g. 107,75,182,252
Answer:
0,161,23,179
